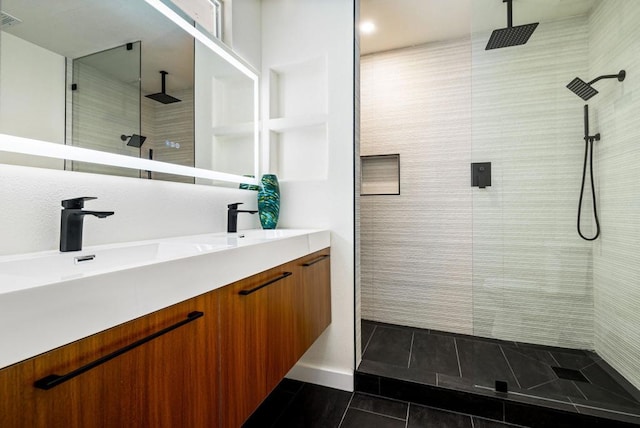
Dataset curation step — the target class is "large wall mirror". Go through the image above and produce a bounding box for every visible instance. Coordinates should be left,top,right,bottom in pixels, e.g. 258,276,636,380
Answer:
0,0,259,187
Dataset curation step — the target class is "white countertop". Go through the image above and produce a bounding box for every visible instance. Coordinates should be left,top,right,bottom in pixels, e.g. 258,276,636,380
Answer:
0,229,330,369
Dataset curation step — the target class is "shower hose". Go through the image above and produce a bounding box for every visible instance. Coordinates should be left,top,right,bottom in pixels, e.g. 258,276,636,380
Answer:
577,136,600,241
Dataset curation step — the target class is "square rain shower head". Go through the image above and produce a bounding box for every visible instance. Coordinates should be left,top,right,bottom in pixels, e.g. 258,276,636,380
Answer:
485,23,539,50
126,134,147,148
145,92,181,104
566,77,599,101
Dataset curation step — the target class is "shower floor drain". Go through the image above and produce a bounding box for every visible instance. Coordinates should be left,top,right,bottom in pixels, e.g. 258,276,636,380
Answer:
552,367,589,383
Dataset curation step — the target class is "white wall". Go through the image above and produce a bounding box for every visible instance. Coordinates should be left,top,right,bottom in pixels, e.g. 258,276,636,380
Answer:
0,163,258,257
261,0,355,391
228,0,261,68
0,32,65,170
70,61,141,178
589,0,640,390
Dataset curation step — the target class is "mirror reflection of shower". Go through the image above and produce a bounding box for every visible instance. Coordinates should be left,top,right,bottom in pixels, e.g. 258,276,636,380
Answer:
67,38,195,183
120,134,147,148
70,42,142,177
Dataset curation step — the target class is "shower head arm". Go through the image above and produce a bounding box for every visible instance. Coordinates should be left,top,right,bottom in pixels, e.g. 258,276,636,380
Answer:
504,0,513,28
588,70,626,85
160,71,168,94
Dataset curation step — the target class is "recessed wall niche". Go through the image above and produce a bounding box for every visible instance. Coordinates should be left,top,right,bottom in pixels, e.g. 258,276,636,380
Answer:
360,154,400,195
266,56,328,180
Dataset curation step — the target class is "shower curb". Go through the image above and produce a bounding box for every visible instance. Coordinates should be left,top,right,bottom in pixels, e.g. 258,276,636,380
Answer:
354,370,640,427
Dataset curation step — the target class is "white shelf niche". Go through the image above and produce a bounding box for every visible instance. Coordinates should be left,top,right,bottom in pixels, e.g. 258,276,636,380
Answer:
209,133,255,176
269,125,328,181
266,55,328,181
211,75,254,130
211,122,254,136
269,55,328,120
268,114,328,132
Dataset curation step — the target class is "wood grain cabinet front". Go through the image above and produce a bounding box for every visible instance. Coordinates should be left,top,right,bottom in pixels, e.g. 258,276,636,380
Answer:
219,248,332,427
0,294,219,428
297,249,332,354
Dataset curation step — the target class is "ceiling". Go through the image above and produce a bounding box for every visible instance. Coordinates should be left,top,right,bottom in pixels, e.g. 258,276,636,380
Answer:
359,0,598,55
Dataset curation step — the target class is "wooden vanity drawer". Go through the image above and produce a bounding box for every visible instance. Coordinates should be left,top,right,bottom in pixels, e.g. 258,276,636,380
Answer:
0,294,219,428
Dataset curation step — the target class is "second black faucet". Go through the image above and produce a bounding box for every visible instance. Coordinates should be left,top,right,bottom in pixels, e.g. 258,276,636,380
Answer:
227,202,257,233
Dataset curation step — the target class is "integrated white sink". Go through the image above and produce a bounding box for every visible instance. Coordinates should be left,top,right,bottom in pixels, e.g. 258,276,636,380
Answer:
0,241,231,294
168,228,306,247
0,228,330,370
0,229,317,294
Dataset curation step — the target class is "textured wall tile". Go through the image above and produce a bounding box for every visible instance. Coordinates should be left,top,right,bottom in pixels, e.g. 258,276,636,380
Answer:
470,17,593,349
68,62,195,182
589,0,640,390
360,37,473,334
145,88,195,184
361,17,596,348
70,62,141,177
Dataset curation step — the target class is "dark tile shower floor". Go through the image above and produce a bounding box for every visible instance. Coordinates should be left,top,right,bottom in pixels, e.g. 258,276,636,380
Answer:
358,320,640,426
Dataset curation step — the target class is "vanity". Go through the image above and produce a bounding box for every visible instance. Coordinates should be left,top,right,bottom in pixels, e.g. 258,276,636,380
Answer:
1,1,338,425
0,229,331,427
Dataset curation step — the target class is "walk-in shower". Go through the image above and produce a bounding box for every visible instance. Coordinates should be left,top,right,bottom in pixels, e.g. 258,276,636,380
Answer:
359,0,640,425
567,70,626,241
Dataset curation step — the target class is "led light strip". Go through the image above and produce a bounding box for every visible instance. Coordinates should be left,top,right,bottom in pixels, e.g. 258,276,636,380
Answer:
0,134,259,185
144,0,256,80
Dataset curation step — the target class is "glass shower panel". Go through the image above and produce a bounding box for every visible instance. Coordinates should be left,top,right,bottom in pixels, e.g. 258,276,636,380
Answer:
70,42,141,177
467,2,640,412
472,2,593,358
470,3,594,351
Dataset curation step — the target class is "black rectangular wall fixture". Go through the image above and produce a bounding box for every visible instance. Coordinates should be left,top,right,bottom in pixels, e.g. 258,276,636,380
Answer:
471,162,491,189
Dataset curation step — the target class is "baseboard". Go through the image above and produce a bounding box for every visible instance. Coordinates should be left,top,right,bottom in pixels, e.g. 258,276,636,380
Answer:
286,362,354,392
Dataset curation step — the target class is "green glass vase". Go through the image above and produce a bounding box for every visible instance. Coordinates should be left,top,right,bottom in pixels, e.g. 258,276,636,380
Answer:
257,174,280,229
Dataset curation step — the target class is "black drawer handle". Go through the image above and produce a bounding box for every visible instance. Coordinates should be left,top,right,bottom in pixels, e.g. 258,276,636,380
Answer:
302,254,330,267
239,272,292,296
34,311,204,390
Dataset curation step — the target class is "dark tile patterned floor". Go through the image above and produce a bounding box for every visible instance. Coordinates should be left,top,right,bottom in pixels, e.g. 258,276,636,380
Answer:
244,379,525,428
359,319,640,426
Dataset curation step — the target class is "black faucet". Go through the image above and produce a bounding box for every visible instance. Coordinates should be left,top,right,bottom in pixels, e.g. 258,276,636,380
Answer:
227,202,257,233
60,197,115,252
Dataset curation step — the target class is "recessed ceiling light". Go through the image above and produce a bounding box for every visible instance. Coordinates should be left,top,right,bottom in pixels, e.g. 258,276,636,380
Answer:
360,21,376,35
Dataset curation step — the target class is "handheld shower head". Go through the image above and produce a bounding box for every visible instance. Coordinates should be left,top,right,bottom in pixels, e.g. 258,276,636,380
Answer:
567,70,626,101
